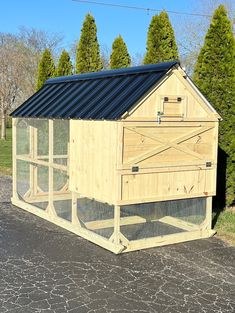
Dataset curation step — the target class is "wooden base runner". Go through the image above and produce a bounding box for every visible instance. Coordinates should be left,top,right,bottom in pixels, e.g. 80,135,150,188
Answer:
123,229,216,253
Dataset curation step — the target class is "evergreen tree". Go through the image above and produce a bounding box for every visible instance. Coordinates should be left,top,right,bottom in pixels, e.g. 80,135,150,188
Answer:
110,35,131,69
36,48,55,90
56,50,73,77
194,5,235,206
76,13,102,73
144,11,179,64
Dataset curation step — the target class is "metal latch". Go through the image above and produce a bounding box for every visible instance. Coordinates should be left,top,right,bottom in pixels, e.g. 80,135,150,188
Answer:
206,161,212,167
132,166,139,172
157,111,163,124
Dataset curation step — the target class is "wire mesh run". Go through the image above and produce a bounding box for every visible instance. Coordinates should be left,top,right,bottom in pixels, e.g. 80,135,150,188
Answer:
77,198,114,239
15,118,71,215
120,198,207,241
16,119,30,155
16,159,30,199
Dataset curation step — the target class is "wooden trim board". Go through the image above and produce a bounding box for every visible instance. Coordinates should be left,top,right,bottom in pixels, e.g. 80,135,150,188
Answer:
123,229,216,253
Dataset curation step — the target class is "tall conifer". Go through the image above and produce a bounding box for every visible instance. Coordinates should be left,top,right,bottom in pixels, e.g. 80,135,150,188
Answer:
76,14,102,73
194,5,235,206
144,11,179,64
110,35,131,69
56,50,73,77
36,48,55,90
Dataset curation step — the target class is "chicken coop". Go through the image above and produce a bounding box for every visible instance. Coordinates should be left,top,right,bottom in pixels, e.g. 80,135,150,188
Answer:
10,61,220,254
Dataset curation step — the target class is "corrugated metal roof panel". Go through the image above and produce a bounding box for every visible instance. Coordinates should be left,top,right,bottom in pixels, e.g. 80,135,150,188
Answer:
10,61,179,120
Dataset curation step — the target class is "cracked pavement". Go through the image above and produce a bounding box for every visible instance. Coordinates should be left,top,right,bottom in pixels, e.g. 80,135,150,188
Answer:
0,176,234,313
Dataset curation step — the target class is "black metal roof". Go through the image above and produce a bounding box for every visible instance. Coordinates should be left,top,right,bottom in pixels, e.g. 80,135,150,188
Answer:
11,61,179,120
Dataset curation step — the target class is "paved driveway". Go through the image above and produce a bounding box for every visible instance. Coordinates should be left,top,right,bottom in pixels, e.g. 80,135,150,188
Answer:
0,176,234,313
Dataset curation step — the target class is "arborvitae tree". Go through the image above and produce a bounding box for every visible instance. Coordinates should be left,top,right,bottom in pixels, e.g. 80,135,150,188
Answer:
56,50,73,77
194,5,235,207
144,11,179,64
36,48,55,90
110,35,131,69
76,13,102,73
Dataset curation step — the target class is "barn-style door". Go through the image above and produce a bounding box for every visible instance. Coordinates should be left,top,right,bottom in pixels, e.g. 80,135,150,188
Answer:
118,122,217,203
121,123,215,169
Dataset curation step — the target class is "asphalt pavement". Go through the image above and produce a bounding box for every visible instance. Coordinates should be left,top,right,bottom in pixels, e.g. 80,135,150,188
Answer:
0,175,234,313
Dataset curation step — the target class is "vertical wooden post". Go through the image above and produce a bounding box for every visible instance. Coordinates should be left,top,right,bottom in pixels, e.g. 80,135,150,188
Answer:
114,205,121,245
12,118,17,199
32,127,38,195
213,122,219,193
29,126,34,196
205,197,212,230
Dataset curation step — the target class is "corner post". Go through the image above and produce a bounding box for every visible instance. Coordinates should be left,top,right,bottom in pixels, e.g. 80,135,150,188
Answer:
12,118,17,199
114,205,121,245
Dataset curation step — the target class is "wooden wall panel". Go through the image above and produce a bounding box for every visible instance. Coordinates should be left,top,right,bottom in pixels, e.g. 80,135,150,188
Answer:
69,120,118,204
121,169,214,203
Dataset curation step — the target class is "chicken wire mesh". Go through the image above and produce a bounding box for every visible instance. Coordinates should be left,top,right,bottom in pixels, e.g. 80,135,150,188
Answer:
53,169,72,221
15,118,70,214
16,159,30,198
37,119,49,157
120,197,207,241
53,119,69,166
54,200,72,222
77,198,114,239
16,119,30,155
16,161,48,210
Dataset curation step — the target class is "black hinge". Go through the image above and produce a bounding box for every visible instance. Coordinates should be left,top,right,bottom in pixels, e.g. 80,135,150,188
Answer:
206,161,212,167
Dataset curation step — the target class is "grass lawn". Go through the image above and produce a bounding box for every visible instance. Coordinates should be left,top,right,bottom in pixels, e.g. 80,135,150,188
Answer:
0,128,234,246
214,208,235,246
0,128,12,175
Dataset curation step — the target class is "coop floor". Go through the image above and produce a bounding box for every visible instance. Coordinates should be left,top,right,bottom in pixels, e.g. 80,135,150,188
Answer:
1,175,235,313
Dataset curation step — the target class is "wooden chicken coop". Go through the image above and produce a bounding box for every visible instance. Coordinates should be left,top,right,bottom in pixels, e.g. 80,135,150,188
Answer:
10,61,220,254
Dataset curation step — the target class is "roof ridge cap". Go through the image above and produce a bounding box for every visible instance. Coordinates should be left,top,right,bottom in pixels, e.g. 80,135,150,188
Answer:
46,61,179,85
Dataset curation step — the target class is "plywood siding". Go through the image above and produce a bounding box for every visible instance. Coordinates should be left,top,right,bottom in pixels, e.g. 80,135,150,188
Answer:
125,71,211,120
69,120,118,204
